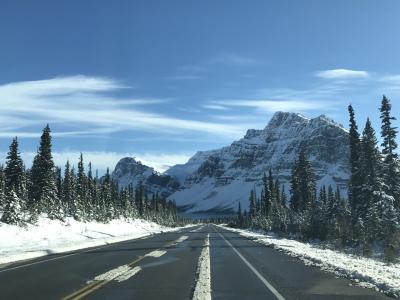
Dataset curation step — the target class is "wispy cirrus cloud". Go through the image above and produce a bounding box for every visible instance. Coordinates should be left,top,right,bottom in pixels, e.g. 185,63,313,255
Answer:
0,75,245,139
175,53,260,78
202,104,229,111
315,68,369,80
209,99,337,113
380,75,400,84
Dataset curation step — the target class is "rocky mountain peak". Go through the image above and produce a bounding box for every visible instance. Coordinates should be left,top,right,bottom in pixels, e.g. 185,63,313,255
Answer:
113,157,153,179
111,157,180,198
265,111,309,130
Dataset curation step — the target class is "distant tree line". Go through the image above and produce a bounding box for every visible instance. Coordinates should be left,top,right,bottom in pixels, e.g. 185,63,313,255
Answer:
236,96,400,261
0,125,182,227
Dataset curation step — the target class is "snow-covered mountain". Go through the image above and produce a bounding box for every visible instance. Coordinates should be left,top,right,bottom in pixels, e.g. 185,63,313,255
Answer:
166,111,350,214
111,157,180,198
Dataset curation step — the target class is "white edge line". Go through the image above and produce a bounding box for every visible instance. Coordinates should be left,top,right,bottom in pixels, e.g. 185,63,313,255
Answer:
215,226,286,300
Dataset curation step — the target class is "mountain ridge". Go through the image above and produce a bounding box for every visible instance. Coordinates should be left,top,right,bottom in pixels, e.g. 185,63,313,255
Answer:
112,111,350,214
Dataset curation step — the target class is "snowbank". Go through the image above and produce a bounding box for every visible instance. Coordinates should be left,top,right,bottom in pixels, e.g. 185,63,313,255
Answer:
221,226,400,298
0,217,189,265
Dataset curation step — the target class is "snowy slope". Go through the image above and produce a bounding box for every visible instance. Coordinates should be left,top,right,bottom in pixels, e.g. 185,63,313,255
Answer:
0,216,189,265
166,111,350,213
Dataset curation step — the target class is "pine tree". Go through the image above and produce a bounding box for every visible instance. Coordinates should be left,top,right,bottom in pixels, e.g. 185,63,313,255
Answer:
100,168,113,221
327,185,335,218
348,105,363,224
291,148,315,212
76,153,88,220
1,138,26,225
0,166,5,210
360,119,382,220
274,178,281,208
237,201,243,226
380,95,400,209
290,161,301,212
55,167,63,204
135,182,144,216
268,169,275,204
4,138,25,197
62,161,75,217
318,186,327,206
1,190,24,225
262,173,272,216
29,125,62,219
248,189,256,217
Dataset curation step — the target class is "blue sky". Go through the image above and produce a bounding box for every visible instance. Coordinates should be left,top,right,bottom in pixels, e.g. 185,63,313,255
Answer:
1,0,400,173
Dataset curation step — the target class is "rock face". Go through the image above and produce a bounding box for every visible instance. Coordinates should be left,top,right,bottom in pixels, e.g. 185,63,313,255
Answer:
111,157,180,198
166,111,350,214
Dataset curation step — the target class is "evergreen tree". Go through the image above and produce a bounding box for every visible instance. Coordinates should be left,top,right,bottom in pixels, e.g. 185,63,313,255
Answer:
360,119,382,220
274,178,281,208
268,169,275,204
237,201,243,226
1,138,26,225
291,148,315,212
290,160,301,212
135,182,144,216
76,153,88,220
262,173,272,216
348,105,363,224
380,95,400,209
248,189,256,217
55,167,63,203
318,186,327,206
29,125,62,219
62,161,75,216
4,138,25,197
1,190,24,225
100,168,112,221
0,166,5,210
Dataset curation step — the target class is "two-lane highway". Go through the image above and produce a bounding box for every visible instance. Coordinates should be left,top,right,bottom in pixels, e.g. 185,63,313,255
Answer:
0,224,390,299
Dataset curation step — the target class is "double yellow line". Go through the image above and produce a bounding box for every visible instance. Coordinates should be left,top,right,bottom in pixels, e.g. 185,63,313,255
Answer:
61,256,145,300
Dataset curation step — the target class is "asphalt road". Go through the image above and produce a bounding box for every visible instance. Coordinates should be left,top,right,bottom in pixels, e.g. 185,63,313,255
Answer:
0,224,391,299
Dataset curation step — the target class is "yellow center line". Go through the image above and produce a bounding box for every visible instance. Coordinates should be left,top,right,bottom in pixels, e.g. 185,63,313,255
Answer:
61,233,191,300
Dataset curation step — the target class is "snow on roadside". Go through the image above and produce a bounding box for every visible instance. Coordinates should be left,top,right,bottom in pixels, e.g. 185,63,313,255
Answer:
192,232,211,300
0,216,191,265
221,226,400,298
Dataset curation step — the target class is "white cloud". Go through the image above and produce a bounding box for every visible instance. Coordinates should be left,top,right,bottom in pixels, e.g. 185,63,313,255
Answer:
202,104,229,111
315,69,369,80
0,76,243,139
210,99,337,113
380,75,400,84
5,151,193,174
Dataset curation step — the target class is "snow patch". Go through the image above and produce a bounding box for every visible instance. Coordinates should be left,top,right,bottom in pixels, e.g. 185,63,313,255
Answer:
89,265,142,283
171,235,189,246
116,266,142,282
192,233,211,300
0,216,191,265
221,226,400,298
145,250,167,258
93,265,131,281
